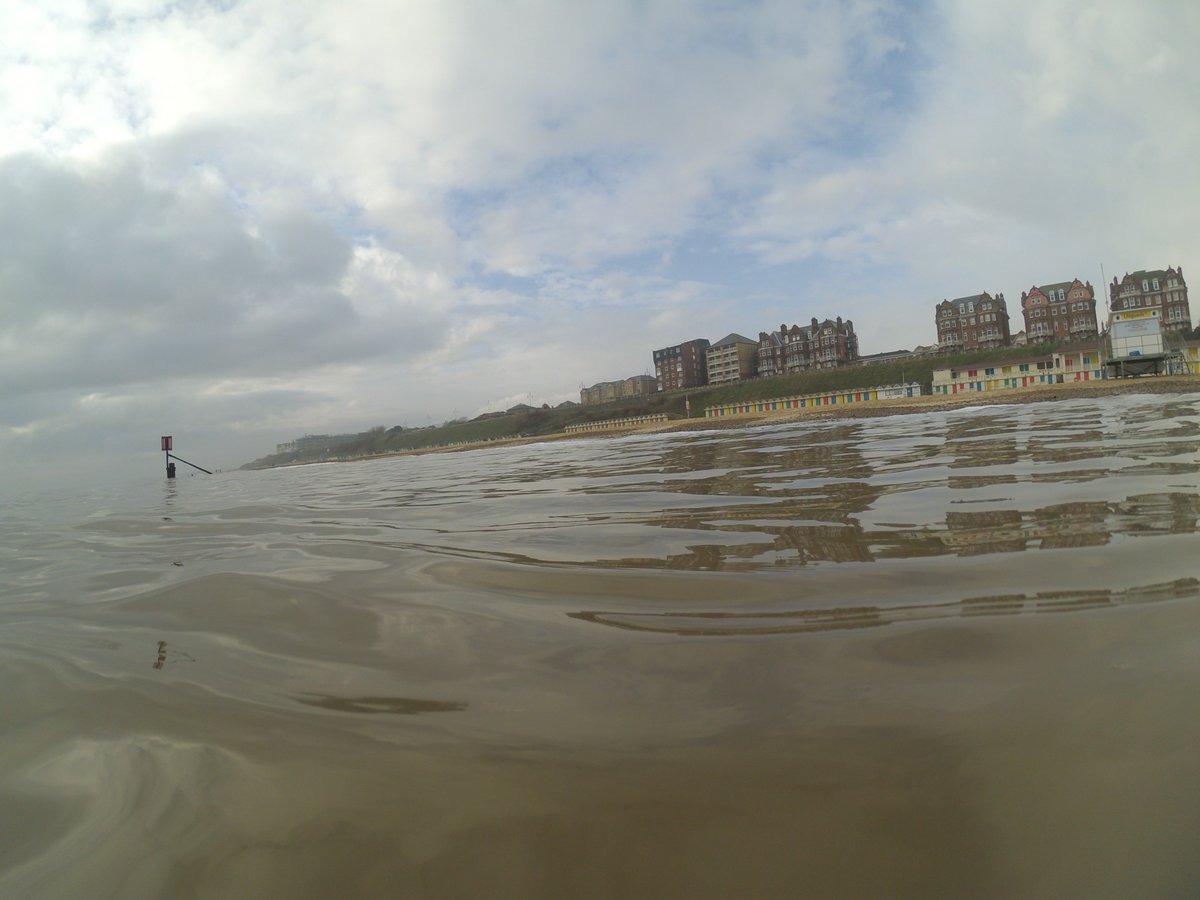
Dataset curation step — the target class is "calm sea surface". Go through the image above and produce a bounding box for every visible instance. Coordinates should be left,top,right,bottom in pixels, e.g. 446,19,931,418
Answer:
3,392,1200,898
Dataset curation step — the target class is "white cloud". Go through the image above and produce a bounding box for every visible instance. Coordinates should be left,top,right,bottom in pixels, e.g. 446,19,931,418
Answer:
0,0,1196,486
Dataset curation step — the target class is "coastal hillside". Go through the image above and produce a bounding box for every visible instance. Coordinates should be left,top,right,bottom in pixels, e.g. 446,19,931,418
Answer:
242,343,1066,468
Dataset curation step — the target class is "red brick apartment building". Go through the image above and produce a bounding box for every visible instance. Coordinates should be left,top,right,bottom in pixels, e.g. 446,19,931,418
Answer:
652,338,710,391
758,317,858,376
935,292,1011,351
1021,279,1099,342
1108,267,1191,331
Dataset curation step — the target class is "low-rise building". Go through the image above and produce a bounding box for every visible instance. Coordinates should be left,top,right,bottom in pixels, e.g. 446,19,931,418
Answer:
934,292,1011,351
857,349,913,366
652,338,710,392
705,333,759,385
1021,279,1099,342
931,344,1106,395
705,383,924,418
1108,266,1191,331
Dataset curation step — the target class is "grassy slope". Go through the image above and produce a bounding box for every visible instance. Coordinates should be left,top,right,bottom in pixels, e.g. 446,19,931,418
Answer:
242,343,1061,467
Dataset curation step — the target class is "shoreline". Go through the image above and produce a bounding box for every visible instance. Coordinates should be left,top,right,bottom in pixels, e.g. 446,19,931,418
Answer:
335,376,1198,463
236,377,1200,469
647,376,1199,435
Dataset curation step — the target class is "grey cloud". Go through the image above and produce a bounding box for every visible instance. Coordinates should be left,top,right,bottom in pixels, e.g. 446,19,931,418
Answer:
0,151,449,400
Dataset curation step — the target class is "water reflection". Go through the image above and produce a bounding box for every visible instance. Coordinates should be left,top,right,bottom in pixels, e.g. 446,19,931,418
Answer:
569,577,1200,636
295,694,468,715
549,486,1200,570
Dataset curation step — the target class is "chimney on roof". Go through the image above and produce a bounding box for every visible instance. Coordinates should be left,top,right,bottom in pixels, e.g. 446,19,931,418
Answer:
836,316,842,326
811,317,818,330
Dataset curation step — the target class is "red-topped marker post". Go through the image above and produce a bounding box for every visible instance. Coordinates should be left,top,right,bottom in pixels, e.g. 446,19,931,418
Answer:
160,436,212,478
162,435,175,478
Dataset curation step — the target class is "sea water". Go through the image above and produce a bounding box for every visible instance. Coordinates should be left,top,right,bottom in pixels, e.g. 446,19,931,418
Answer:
2,392,1199,898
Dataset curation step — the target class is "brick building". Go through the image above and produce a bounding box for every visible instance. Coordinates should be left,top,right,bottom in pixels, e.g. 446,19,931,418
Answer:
652,338,710,392
580,375,656,406
935,292,1011,351
1020,279,1099,343
1108,266,1191,331
758,317,858,376
705,333,759,385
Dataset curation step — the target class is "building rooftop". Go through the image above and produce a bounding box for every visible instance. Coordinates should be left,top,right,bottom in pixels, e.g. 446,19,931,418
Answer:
710,332,756,347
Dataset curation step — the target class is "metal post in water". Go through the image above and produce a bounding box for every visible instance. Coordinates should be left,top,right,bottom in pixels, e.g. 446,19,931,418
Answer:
160,436,212,477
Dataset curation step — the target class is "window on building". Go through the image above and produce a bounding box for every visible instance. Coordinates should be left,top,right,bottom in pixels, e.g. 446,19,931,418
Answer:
1153,278,1160,290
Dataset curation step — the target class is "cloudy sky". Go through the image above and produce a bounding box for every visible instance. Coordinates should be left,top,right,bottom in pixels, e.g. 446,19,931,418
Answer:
2,0,1197,487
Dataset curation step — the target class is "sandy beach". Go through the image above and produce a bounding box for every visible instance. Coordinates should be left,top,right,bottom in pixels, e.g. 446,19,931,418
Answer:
396,376,1200,457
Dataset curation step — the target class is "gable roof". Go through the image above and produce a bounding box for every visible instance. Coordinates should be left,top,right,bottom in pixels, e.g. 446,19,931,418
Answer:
1035,281,1073,296
1122,269,1172,283
710,332,756,348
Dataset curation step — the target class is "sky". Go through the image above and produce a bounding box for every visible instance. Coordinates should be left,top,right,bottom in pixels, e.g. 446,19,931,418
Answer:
2,0,1198,487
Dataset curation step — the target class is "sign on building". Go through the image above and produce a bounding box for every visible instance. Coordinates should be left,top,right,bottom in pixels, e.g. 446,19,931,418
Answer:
1110,309,1163,358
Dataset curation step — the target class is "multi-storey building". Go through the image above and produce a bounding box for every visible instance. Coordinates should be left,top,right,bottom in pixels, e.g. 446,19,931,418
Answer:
1108,266,1191,331
934,292,1011,351
705,333,759,385
1020,279,1099,343
652,338,710,392
757,317,858,376
275,433,359,455
580,375,656,406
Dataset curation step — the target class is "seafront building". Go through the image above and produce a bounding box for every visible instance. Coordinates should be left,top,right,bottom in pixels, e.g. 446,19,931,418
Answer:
705,333,759,385
705,382,923,418
934,292,1011,351
932,344,1108,395
652,338,710,392
1020,279,1099,342
274,433,360,455
624,265,1191,401
859,348,914,365
580,375,656,406
1108,267,1191,331
757,317,859,377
